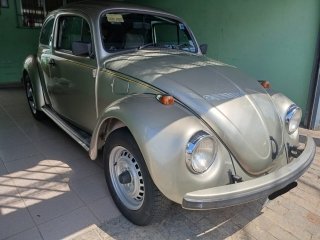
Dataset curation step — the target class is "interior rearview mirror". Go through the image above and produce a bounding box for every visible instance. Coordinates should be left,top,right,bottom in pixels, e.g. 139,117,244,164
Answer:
200,44,208,54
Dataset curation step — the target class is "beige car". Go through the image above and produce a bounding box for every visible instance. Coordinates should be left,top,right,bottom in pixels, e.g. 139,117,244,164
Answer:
22,1,315,225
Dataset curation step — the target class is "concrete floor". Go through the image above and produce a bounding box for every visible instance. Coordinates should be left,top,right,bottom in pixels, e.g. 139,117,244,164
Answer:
0,88,319,240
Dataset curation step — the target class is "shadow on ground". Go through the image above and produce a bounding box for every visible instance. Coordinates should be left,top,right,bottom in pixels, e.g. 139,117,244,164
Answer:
100,200,265,240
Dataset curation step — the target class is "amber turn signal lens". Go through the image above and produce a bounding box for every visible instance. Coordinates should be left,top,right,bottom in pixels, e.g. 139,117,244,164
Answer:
258,80,271,89
157,95,175,105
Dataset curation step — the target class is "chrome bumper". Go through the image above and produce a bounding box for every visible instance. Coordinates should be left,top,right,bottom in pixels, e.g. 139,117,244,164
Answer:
182,136,316,210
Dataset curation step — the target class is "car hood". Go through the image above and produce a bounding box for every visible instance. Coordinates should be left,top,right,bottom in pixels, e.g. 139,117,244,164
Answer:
104,50,284,175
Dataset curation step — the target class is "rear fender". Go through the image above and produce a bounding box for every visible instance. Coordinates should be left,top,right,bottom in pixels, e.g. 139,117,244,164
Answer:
23,55,45,110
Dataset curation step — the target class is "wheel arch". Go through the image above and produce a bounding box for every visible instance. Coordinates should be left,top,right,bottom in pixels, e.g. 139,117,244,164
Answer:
92,117,128,153
22,54,45,110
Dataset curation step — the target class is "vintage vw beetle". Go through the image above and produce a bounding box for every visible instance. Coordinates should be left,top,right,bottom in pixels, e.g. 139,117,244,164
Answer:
22,1,315,225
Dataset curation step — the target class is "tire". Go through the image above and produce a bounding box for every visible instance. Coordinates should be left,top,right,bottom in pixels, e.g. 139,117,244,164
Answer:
103,128,171,225
24,74,44,120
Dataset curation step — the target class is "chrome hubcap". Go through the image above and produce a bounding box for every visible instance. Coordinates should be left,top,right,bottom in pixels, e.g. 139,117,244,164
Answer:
109,146,145,210
26,82,36,114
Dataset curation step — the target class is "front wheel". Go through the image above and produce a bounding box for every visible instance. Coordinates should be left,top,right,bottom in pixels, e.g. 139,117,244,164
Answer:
103,128,170,225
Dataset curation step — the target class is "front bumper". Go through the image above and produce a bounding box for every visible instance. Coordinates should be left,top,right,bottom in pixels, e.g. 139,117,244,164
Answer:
182,136,315,210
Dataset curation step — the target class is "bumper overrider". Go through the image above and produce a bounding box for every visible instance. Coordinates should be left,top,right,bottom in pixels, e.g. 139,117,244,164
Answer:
182,136,316,210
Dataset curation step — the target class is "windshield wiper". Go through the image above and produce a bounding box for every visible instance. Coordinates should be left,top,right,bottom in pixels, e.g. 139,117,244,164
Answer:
174,43,192,50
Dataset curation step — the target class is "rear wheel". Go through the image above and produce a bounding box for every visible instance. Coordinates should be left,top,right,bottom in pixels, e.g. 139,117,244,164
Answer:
103,128,170,225
24,74,44,120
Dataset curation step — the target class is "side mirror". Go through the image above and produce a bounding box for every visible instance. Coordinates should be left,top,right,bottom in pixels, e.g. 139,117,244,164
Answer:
72,41,93,57
200,44,208,54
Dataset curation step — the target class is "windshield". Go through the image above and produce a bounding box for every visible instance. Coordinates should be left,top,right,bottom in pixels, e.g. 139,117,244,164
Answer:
100,12,197,53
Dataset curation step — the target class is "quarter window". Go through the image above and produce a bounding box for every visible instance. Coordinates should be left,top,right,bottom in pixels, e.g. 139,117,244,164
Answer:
57,16,92,53
39,18,54,45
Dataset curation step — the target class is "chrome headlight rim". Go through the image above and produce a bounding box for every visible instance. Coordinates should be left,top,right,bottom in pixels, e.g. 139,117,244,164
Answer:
186,131,217,174
285,104,302,134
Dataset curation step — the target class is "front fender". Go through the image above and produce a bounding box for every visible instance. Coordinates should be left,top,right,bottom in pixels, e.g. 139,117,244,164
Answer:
89,94,234,203
23,55,45,110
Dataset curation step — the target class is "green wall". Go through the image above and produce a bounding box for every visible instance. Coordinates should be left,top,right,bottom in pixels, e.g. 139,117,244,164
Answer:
133,0,320,114
0,0,40,84
0,0,319,114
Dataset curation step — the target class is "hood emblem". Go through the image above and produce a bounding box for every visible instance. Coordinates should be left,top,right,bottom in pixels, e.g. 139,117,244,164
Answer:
270,136,279,160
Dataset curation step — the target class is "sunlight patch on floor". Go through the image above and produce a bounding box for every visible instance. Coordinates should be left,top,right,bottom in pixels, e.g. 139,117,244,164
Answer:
0,159,71,215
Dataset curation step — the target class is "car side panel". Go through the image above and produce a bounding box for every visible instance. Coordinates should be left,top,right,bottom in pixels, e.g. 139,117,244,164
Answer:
96,69,161,117
48,52,97,132
38,45,54,106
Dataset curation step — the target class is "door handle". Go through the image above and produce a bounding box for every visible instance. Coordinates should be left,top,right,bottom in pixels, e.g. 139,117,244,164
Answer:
49,59,55,66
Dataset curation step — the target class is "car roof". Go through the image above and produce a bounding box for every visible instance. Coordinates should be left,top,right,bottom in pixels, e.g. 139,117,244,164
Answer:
52,0,176,20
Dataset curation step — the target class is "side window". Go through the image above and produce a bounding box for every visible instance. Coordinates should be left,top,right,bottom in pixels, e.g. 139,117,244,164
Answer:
39,18,54,45
153,22,195,52
57,16,92,53
154,23,178,46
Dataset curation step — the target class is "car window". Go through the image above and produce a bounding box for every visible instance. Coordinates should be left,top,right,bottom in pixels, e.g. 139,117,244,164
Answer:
100,13,196,53
57,15,92,53
39,18,54,46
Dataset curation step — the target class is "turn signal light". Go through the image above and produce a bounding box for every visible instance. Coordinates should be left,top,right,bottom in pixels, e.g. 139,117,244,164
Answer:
258,80,271,89
156,95,175,105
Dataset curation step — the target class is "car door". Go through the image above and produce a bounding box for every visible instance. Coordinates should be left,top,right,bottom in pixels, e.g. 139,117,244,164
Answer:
38,17,55,104
48,14,97,132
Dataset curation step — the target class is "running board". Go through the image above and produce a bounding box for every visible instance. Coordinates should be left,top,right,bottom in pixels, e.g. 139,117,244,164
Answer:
42,106,90,151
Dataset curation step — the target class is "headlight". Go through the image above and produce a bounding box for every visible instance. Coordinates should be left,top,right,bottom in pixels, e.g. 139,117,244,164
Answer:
285,104,302,134
186,131,217,174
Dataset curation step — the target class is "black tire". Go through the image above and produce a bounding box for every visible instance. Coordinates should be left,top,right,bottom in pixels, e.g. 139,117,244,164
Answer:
24,74,44,120
103,128,171,226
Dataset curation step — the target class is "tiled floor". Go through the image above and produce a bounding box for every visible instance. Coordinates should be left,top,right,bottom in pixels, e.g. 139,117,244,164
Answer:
0,88,319,240
0,89,120,240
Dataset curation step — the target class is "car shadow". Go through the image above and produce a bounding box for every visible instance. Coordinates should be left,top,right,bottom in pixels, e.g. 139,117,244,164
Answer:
72,149,265,239
100,199,265,239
